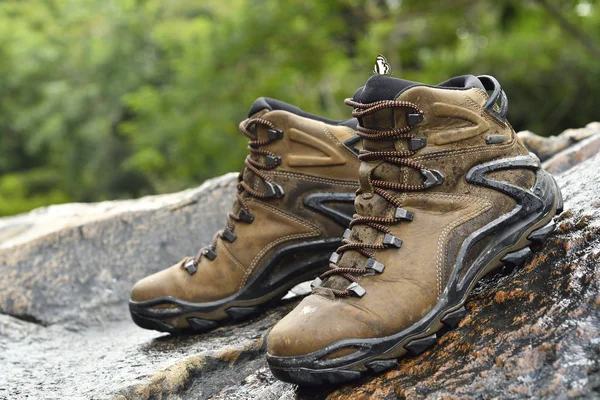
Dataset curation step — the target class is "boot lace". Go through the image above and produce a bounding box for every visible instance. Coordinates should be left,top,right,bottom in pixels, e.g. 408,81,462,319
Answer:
184,117,284,274
314,99,439,297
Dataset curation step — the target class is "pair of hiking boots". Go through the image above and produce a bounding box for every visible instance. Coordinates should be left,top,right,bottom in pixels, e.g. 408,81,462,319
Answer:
129,70,562,386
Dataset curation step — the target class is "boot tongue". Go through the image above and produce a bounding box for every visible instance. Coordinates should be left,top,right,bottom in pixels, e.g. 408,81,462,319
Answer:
247,96,315,118
320,77,416,294
353,74,420,104
248,97,274,117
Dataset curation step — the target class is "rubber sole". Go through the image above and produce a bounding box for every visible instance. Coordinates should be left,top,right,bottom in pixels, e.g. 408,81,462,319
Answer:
130,274,320,334
267,162,563,386
130,296,279,334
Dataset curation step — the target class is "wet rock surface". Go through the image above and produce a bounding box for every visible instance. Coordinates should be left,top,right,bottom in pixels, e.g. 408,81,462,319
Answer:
1,124,599,399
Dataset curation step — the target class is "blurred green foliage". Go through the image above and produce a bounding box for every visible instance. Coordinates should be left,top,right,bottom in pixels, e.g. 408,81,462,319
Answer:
0,0,598,216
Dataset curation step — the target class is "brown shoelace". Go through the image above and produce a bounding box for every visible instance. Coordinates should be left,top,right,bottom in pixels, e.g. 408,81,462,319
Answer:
190,117,283,268
318,98,426,297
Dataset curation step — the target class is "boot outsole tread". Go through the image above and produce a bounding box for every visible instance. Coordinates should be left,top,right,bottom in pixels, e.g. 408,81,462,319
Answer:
130,302,273,334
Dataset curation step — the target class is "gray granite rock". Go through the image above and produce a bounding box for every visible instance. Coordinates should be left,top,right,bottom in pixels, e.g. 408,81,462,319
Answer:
0,173,237,326
518,122,599,161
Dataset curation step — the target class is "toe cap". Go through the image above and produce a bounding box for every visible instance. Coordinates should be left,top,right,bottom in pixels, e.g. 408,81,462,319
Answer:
130,259,187,302
267,294,378,357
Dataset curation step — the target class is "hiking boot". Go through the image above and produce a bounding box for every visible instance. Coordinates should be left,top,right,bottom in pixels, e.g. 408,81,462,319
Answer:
266,74,563,385
129,97,361,333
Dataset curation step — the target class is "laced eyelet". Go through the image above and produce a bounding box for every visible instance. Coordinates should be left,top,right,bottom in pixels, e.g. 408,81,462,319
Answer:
329,252,341,264
311,277,323,289
406,111,424,126
268,128,284,140
421,169,445,188
365,258,385,273
238,209,254,223
408,137,427,151
264,181,285,198
202,245,217,260
184,259,197,275
221,228,237,243
383,233,403,248
394,207,414,221
265,155,282,166
347,282,366,297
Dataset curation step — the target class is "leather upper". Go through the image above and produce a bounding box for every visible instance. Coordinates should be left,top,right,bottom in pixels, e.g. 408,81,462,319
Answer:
131,110,360,304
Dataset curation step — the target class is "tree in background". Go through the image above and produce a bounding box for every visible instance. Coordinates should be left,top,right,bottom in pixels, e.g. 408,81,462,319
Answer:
0,0,598,216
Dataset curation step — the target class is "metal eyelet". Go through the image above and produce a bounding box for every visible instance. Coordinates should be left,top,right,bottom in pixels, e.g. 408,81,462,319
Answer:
238,209,254,223
221,228,237,243
365,258,385,273
383,233,403,248
311,277,323,289
347,282,366,297
265,155,281,166
408,137,427,151
486,135,505,144
264,181,285,198
202,245,217,260
394,207,414,221
329,252,340,264
268,129,284,140
184,259,197,275
406,111,424,126
421,169,445,188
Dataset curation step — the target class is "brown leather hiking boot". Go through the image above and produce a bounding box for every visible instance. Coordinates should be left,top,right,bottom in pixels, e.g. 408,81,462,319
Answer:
266,75,563,385
129,97,361,333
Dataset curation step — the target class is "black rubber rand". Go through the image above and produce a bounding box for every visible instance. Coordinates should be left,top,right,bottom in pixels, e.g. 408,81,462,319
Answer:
266,157,563,386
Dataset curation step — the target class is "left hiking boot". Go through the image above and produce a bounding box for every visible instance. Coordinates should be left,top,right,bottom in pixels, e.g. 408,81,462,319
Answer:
266,74,563,385
129,97,361,333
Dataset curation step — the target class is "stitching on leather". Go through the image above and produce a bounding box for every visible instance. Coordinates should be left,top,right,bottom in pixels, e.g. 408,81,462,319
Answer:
323,124,361,159
413,136,519,162
465,97,484,113
404,192,487,201
215,243,248,291
415,144,508,161
269,171,359,187
403,193,492,296
246,198,320,235
241,232,318,287
434,198,491,296
240,199,321,286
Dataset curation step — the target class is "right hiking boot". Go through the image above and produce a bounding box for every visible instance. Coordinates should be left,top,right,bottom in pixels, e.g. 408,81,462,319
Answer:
129,97,361,333
266,74,563,385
